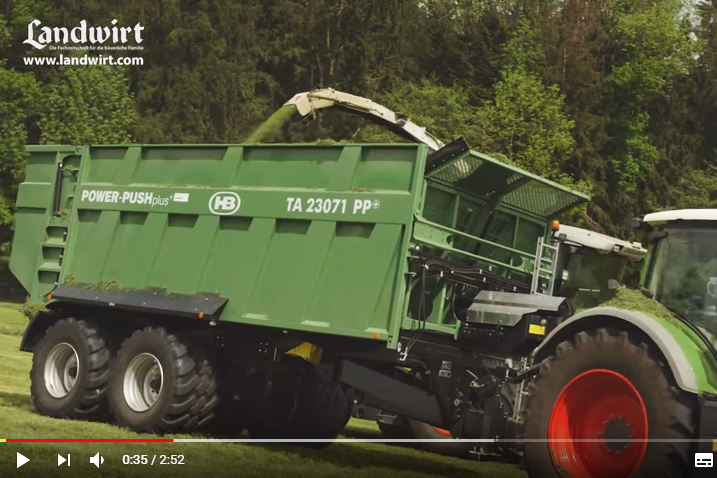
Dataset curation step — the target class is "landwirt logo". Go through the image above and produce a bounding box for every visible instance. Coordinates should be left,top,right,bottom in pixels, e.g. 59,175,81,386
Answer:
23,19,144,51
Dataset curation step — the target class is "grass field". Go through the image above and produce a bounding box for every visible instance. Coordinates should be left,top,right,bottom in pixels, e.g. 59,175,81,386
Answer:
0,297,526,478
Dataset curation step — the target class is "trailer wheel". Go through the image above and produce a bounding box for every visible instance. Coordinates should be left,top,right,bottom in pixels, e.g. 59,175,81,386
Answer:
341,402,352,429
294,371,349,444
247,368,348,446
523,329,695,478
245,372,301,439
30,318,111,419
209,377,246,435
107,327,217,433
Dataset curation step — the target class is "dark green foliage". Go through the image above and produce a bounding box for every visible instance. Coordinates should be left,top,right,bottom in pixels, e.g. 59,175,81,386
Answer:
0,60,40,225
38,66,137,145
0,0,716,236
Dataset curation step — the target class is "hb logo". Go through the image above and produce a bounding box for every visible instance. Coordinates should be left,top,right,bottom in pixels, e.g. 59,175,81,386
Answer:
209,192,241,215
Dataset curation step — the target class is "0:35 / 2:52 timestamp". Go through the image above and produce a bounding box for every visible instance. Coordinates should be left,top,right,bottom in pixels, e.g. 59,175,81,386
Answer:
123,455,185,465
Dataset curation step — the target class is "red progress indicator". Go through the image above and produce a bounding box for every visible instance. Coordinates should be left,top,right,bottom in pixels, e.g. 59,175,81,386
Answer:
2,439,174,443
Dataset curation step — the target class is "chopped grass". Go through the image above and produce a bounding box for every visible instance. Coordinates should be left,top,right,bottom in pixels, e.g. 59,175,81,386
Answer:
599,286,678,324
243,105,298,144
0,304,525,478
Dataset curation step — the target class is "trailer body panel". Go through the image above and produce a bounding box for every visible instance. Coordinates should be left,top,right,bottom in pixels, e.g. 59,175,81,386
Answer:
10,142,588,346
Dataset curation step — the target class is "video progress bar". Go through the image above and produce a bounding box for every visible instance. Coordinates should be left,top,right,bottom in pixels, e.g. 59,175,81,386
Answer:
1,439,173,443
2,438,717,444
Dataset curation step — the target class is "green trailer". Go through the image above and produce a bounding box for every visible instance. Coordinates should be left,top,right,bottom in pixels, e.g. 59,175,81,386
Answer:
10,138,585,443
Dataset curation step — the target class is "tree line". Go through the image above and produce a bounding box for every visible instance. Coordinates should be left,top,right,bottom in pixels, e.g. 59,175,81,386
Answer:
1,0,716,237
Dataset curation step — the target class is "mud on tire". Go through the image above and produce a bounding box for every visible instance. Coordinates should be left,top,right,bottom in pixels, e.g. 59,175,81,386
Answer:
523,328,696,478
108,327,218,433
30,318,111,420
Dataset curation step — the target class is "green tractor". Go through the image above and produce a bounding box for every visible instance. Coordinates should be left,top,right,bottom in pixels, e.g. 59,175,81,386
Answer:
523,209,717,478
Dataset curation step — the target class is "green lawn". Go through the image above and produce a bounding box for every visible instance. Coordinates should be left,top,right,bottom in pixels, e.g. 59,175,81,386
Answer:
0,304,526,478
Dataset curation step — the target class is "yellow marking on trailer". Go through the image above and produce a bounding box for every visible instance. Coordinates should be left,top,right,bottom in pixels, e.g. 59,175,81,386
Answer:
713,439,717,452
285,342,323,365
528,324,546,336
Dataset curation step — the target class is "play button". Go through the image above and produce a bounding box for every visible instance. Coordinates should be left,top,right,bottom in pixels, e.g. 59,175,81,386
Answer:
17,452,30,468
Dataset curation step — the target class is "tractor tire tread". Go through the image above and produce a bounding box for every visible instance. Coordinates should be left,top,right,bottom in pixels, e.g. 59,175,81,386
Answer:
523,328,695,478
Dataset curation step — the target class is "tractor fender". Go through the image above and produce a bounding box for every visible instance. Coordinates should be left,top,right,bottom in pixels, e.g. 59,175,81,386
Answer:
532,306,717,395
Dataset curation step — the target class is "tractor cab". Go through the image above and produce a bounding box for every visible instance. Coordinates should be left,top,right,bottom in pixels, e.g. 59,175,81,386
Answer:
641,209,717,339
551,224,647,311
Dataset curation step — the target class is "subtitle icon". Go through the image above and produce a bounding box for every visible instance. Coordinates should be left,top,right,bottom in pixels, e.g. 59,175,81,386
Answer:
695,453,713,467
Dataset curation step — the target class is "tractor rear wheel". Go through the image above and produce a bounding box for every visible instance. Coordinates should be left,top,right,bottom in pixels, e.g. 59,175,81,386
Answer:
523,328,695,478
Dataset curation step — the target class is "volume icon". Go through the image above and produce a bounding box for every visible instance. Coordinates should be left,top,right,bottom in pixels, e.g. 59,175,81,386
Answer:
90,452,104,468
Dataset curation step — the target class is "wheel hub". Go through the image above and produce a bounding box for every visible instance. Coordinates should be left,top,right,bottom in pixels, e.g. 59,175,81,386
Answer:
547,369,649,478
44,343,80,399
602,415,633,453
123,353,164,413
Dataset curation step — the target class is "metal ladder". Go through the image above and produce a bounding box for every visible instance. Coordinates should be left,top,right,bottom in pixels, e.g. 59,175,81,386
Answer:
511,237,562,425
529,236,561,295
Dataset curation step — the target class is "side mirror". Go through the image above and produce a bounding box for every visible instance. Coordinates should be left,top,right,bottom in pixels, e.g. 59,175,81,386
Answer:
648,230,668,242
631,218,654,233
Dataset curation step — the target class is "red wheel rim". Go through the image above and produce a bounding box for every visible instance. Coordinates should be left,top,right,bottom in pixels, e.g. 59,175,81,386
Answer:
548,369,648,478
432,427,452,437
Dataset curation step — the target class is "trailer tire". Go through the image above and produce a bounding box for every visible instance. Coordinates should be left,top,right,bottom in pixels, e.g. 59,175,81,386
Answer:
523,328,695,478
247,369,348,447
107,327,217,433
294,371,349,444
341,402,352,429
191,359,219,430
30,318,111,420
209,372,246,435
